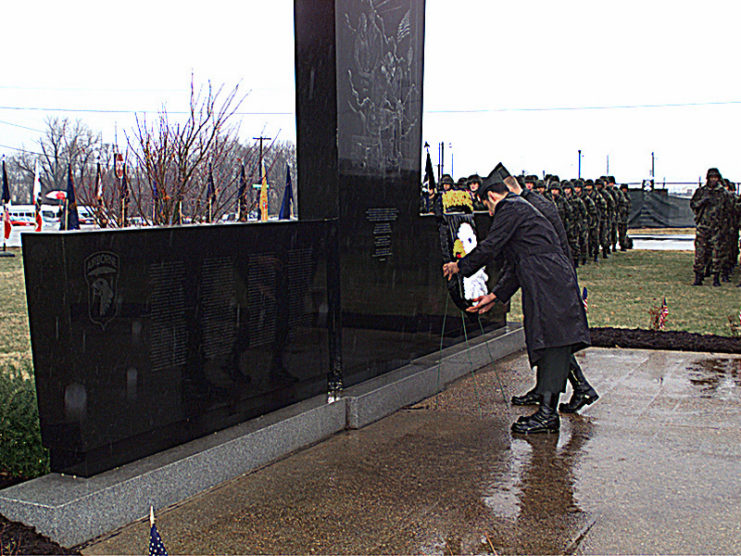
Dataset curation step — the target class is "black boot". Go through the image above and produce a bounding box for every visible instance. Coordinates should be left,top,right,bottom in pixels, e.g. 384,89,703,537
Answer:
511,388,541,406
712,273,721,287
721,271,730,282
512,392,560,434
559,366,599,413
692,272,703,286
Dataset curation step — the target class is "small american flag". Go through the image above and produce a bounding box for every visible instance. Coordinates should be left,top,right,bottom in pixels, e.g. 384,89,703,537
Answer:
149,506,169,556
658,297,668,330
582,287,588,311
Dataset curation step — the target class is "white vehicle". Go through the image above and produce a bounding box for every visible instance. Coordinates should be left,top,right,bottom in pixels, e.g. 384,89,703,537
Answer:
2,204,98,231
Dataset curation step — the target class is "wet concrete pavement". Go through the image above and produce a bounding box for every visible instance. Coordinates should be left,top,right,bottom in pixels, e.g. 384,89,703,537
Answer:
81,348,741,555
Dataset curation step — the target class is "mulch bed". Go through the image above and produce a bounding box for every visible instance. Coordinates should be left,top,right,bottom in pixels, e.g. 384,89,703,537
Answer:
2,326,739,554
590,326,741,354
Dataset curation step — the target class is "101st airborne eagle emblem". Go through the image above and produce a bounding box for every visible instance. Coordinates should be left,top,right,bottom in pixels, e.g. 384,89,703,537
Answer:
85,252,120,329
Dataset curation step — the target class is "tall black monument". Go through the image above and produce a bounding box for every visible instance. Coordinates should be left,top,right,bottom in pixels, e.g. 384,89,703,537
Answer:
294,0,504,386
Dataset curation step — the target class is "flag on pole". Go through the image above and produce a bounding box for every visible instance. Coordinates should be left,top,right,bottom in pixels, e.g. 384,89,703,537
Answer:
3,204,10,240
120,164,129,228
1,157,10,204
95,158,103,203
259,159,269,222
33,161,43,231
64,164,80,230
207,164,216,223
658,297,668,330
2,157,9,246
582,286,588,312
279,163,293,220
237,163,248,222
148,506,168,556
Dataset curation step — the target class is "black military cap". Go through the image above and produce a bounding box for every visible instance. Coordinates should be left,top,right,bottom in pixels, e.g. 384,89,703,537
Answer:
535,180,546,189
607,176,616,184
562,180,573,190
706,168,722,179
574,179,584,188
478,162,512,199
595,178,605,186
525,174,538,184
585,179,594,187
619,183,629,190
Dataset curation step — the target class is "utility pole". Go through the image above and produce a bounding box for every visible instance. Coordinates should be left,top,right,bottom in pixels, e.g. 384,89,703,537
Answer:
606,154,610,175
253,136,272,175
578,149,582,178
651,151,655,190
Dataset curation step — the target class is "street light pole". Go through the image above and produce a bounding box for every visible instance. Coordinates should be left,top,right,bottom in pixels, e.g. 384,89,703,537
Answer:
578,149,582,178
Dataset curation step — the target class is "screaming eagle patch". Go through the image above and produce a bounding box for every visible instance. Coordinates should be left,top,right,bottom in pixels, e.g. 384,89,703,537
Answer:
85,251,120,329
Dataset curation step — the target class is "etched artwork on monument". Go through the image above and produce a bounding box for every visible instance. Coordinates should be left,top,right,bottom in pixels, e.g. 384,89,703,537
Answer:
340,0,420,175
439,190,489,310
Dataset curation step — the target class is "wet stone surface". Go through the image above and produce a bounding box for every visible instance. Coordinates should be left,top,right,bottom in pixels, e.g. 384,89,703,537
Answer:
80,348,741,555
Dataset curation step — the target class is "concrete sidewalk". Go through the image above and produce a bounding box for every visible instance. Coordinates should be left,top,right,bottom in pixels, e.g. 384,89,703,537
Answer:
81,348,741,555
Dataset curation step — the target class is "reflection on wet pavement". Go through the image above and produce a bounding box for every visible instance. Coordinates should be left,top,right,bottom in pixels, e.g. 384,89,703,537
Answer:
687,358,741,400
82,348,741,556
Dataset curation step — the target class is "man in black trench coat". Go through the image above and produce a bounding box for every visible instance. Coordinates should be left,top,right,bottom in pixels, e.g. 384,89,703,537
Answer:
443,168,591,434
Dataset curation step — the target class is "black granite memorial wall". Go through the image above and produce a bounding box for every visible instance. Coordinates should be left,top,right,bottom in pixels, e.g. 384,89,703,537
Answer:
294,0,506,387
22,0,507,477
22,222,338,476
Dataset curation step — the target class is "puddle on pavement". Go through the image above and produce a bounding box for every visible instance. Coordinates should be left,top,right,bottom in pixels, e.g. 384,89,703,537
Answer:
479,421,595,553
687,358,741,400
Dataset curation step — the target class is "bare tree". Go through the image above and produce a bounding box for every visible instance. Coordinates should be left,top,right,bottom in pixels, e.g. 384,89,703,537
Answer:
125,76,246,225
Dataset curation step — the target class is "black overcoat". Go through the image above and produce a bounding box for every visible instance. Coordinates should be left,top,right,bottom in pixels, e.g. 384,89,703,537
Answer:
458,193,590,366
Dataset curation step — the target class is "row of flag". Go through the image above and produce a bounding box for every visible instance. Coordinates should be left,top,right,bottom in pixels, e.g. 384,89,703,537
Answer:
0,157,294,235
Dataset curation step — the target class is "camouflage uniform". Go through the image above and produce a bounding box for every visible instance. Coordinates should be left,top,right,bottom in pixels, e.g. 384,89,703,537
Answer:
562,181,584,266
721,181,739,278
592,180,610,259
573,181,590,264
617,184,632,250
605,177,621,251
690,168,733,285
583,181,600,261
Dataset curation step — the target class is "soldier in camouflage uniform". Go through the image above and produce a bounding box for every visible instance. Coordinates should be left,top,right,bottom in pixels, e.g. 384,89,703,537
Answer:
618,183,632,250
574,180,591,264
605,177,621,251
690,168,733,286
583,180,601,262
593,178,611,259
562,180,584,267
534,180,547,196
721,179,738,280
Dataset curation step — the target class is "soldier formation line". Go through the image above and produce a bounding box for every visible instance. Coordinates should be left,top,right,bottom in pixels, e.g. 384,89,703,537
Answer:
422,168,741,287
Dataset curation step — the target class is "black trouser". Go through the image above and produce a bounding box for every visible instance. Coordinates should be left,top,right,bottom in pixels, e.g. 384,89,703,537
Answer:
534,346,572,394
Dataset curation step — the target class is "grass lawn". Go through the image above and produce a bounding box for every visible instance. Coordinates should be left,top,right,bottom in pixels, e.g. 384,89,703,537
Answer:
507,249,741,337
0,250,32,373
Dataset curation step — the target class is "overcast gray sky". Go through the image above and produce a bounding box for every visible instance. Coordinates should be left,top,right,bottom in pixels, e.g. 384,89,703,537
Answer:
2,0,740,186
